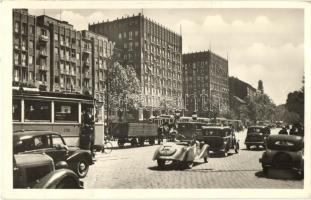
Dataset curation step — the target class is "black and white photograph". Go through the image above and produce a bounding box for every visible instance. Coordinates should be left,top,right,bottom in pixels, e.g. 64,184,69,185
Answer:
1,0,311,199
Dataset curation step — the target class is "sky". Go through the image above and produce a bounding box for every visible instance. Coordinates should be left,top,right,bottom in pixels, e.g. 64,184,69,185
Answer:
29,8,304,105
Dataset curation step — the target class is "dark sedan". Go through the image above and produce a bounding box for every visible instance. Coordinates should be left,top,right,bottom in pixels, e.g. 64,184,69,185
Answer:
259,134,304,178
14,130,93,178
244,126,270,149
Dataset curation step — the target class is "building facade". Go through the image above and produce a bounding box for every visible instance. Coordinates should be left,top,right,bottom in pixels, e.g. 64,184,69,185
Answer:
13,9,38,89
182,51,229,117
229,76,257,108
13,9,114,99
89,14,183,118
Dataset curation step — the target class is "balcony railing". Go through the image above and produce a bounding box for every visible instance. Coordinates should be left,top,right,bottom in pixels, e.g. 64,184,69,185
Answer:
39,35,49,42
40,50,48,57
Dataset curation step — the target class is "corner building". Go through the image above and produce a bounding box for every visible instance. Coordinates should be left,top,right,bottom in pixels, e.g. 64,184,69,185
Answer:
89,14,183,118
182,51,229,117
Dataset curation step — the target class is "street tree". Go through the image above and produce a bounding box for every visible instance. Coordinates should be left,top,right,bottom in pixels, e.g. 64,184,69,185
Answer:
106,62,142,118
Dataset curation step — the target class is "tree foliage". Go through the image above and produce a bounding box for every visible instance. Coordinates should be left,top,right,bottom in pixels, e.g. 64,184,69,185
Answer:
285,90,304,123
107,62,142,113
236,93,276,123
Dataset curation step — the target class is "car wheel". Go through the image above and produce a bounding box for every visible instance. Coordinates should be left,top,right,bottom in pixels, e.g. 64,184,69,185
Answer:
223,151,228,157
246,145,250,150
262,165,268,175
139,138,144,146
130,139,138,147
149,138,155,145
185,161,193,169
74,159,89,178
117,140,124,148
157,159,166,168
204,157,208,163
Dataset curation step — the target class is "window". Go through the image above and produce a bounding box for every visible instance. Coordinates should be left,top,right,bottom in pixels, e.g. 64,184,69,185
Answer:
124,43,127,49
123,32,127,38
33,135,52,149
14,22,19,33
29,71,33,81
41,29,47,36
28,56,33,65
54,33,58,41
129,42,133,51
29,25,34,34
22,23,27,34
29,40,34,49
135,31,139,37
135,42,139,47
25,100,51,121
51,134,66,146
14,69,19,82
14,53,19,65
76,53,80,60
129,31,133,40
54,47,58,54
54,101,78,122
118,33,122,39
13,99,21,121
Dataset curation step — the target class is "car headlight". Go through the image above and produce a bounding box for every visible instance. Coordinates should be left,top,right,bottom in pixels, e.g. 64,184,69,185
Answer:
259,133,263,136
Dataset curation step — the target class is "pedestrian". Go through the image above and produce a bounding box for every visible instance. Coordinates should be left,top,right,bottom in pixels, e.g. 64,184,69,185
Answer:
80,108,95,157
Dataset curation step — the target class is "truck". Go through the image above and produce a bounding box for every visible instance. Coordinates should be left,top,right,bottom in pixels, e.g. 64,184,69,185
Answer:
110,122,159,147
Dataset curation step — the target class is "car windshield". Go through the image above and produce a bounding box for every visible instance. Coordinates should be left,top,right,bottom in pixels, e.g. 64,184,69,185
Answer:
14,138,36,154
203,129,228,137
267,139,303,151
247,127,264,134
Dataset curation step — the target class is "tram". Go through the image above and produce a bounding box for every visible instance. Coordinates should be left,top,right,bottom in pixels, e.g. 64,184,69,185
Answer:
12,88,105,146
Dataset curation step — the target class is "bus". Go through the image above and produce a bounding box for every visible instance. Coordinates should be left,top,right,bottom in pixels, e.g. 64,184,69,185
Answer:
12,88,105,146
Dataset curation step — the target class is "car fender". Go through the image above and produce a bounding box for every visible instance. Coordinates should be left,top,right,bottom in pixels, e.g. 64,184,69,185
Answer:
152,146,162,160
184,147,195,162
33,169,83,189
66,151,93,165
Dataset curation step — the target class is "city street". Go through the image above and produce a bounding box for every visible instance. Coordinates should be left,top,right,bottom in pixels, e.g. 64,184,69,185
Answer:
84,128,303,189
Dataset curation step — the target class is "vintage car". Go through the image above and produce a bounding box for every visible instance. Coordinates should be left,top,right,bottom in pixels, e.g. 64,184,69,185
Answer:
153,126,209,169
259,134,304,178
13,130,94,178
14,153,83,189
198,126,239,157
289,124,304,137
244,126,270,149
153,140,209,169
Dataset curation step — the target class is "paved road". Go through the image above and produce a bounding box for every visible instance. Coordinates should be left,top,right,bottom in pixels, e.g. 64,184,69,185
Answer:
84,128,303,188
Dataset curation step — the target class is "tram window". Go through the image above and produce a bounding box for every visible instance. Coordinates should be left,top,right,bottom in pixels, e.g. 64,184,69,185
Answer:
25,100,51,121
13,99,21,121
55,102,78,122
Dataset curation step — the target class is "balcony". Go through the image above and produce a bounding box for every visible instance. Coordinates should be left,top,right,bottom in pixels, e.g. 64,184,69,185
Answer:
39,64,48,71
84,60,90,67
83,72,91,79
14,44,20,50
39,50,48,57
39,35,49,42
82,48,91,55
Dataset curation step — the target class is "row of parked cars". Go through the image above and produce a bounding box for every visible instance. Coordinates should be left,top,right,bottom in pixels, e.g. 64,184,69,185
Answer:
13,130,94,189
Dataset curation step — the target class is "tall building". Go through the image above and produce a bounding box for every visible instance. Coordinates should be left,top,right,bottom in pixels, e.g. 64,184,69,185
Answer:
13,9,37,88
229,77,257,108
182,51,229,117
89,14,183,118
13,10,114,100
